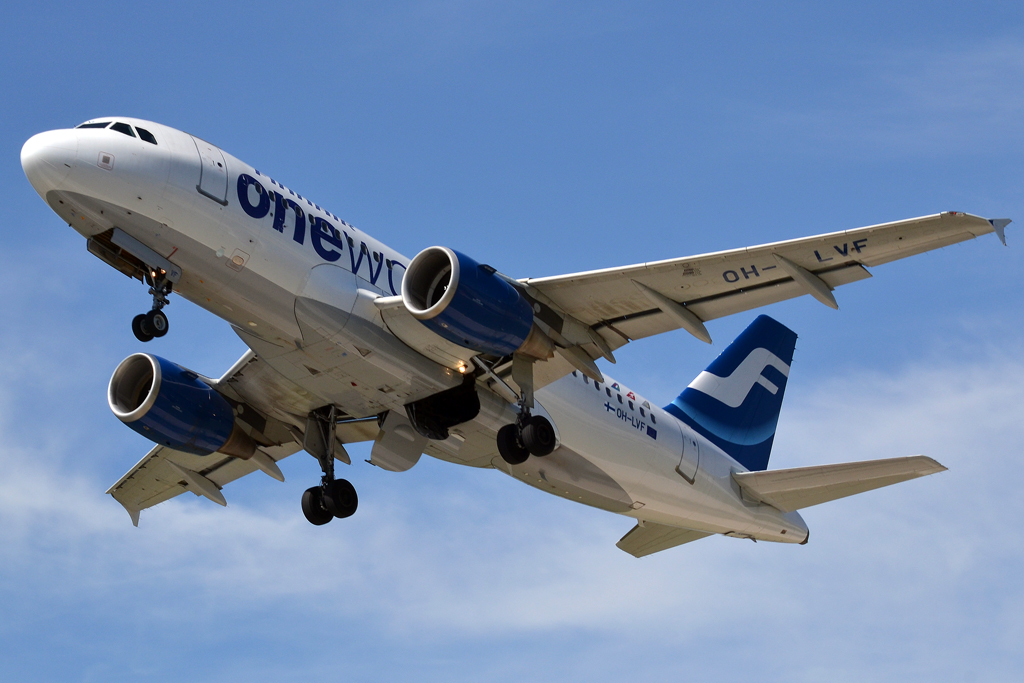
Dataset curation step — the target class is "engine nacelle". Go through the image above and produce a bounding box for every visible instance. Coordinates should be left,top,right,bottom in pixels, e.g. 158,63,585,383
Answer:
108,353,255,458
402,246,546,357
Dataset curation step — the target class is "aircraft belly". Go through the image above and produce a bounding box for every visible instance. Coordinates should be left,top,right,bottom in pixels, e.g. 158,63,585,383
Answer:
630,440,808,541
226,297,463,421
538,382,657,505
535,375,807,541
494,447,634,513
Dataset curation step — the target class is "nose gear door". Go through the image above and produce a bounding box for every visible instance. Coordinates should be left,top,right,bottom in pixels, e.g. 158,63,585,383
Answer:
191,136,228,205
677,434,699,484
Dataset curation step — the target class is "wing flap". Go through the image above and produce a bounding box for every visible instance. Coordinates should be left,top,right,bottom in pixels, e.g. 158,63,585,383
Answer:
731,455,947,513
607,263,871,343
860,231,975,267
616,522,713,558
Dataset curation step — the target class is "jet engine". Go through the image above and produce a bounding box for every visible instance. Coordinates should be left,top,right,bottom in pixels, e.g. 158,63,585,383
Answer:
108,353,255,458
402,246,552,359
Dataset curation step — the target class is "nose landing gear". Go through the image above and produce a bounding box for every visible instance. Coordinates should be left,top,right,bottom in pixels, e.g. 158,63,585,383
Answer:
132,310,168,342
131,270,172,342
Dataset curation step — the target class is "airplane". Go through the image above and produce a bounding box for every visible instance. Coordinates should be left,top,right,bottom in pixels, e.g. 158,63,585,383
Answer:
20,116,1011,557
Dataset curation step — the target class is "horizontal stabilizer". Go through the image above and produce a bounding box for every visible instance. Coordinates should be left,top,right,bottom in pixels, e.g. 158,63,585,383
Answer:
616,522,712,558
732,455,946,512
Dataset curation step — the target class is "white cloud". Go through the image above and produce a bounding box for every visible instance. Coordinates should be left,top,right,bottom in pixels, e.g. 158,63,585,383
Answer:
772,39,1024,157
2,345,1023,680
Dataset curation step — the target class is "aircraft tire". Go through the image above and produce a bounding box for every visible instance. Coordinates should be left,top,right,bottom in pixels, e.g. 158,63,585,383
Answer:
301,486,334,525
147,310,169,338
132,314,154,342
522,416,556,456
324,479,358,519
497,423,529,465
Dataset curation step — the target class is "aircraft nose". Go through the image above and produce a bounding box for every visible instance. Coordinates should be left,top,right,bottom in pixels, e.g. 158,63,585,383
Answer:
21,129,78,196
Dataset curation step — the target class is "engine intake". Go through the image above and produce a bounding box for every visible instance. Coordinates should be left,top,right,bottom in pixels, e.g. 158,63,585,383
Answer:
403,246,549,358
108,353,255,458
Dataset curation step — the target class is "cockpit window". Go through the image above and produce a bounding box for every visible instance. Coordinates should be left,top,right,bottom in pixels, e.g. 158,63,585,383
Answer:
76,121,111,129
110,122,136,138
135,127,158,145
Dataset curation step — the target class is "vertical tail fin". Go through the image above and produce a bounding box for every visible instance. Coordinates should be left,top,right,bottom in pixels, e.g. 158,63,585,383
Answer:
664,315,797,471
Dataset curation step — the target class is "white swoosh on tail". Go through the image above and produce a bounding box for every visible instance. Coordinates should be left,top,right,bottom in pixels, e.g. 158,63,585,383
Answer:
687,348,790,408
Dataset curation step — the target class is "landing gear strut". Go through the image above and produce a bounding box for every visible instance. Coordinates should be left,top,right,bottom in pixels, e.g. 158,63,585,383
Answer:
301,405,359,525
132,270,172,342
497,354,556,465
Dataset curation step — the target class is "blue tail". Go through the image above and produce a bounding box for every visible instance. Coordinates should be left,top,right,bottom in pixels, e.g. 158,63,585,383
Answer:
664,315,797,472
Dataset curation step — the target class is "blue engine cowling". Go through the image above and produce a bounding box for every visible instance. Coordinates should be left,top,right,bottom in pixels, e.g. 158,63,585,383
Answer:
108,353,249,456
402,247,535,356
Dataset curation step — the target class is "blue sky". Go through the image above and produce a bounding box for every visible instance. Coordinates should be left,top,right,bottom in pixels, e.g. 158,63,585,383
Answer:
3,2,1024,681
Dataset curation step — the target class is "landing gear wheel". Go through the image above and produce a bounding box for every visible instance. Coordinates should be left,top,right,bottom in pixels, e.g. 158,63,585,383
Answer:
146,309,169,337
324,479,358,518
497,423,530,465
301,486,334,525
131,314,154,342
522,415,556,456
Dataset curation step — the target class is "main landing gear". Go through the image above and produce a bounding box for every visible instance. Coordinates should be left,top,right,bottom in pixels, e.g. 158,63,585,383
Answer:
132,270,172,342
301,406,359,525
496,354,557,466
497,413,556,465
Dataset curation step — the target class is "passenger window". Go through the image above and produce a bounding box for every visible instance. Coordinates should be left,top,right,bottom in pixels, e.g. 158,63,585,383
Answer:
651,414,656,424
76,121,111,129
110,122,136,138
583,376,589,384
640,407,646,417
571,370,577,377
594,381,600,391
606,388,611,397
617,394,623,404
136,127,158,145
628,400,634,410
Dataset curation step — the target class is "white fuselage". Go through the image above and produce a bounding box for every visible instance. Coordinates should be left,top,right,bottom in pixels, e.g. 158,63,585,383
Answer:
22,117,808,543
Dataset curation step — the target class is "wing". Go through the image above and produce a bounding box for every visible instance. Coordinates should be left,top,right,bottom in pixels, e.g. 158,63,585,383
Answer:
731,455,946,512
106,441,299,525
106,350,381,525
522,212,1009,349
616,522,713,558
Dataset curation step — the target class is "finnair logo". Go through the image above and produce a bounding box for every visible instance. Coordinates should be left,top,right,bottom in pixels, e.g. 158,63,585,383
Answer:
687,347,790,408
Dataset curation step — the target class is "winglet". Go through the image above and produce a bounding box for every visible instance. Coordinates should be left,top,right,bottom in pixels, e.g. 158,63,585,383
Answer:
989,218,1011,246
107,490,142,526
118,501,141,527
